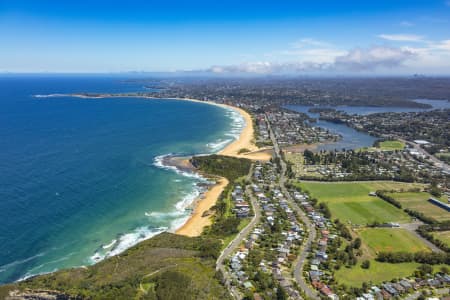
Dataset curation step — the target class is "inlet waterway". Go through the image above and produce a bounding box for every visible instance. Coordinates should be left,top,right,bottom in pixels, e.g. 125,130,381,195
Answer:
285,99,450,151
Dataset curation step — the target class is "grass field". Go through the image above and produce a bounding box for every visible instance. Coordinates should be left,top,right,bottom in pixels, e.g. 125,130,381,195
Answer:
335,261,420,287
433,231,450,247
335,261,447,287
359,228,431,257
296,181,422,225
387,192,450,222
360,140,405,152
378,140,405,151
0,233,230,299
436,152,450,164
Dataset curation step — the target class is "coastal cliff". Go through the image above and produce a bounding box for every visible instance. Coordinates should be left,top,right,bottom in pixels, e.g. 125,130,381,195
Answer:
0,233,230,300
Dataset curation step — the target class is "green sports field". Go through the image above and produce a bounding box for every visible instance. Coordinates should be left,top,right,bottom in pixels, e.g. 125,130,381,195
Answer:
359,228,431,257
335,261,421,287
387,192,450,222
378,140,405,151
360,140,405,152
335,261,448,288
296,181,422,225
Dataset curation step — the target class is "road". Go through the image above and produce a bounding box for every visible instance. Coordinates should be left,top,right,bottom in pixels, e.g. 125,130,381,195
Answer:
266,114,320,300
399,222,443,253
401,138,450,173
216,166,262,300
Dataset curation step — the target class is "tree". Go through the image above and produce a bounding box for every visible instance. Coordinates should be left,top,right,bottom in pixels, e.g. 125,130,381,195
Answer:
417,264,433,276
276,285,288,300
353,238,362,249
361,260,370,269
430,186,442,198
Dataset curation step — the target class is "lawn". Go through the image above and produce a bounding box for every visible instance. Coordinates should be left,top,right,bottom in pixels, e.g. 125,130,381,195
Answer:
387,192,450,222
335,261,420,287
360,140,405,152
436,152,450,164
378,140,405,151
359,228,431,257
296,181,421,225
433,231,450,248
335,261,447,287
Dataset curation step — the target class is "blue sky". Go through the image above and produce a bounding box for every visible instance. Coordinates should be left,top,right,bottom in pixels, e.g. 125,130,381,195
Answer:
1,0,450,74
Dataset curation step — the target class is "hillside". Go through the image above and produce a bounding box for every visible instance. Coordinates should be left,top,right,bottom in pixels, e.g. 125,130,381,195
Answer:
0,233,230,300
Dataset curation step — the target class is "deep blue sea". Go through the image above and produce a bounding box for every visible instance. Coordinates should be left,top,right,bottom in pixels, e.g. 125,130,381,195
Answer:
0,75,243,283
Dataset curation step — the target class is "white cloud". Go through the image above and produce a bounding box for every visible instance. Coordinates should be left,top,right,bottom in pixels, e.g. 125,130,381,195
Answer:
206,45,415,74
290,38,332,48
435,39,450,50
400,21,414,27
378,34,424,42
334,46,415,71
201,34,450,75
279,48,347,63
271,37,346,63
207,61,330,74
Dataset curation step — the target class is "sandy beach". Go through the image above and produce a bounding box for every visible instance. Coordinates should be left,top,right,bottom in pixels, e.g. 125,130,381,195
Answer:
174,100,272,237
162,97,272,161
51,93,273,161
218,105,273,161
175,177,229,236
52,93,270,237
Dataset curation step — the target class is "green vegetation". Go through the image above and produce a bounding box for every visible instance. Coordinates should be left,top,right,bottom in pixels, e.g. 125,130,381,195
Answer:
360,140,405,152
335,261,421,287
0,155,253,299
296,181,417,225
359,228,430,257
191,155,252,240
417,221,450,253
296,181,447,289
377,140,405,151
436,152,450,164
433,231,450,248
0,233,230,300
191,154,251,182
387,192,450,222
376,251,450,265
238,148,251,154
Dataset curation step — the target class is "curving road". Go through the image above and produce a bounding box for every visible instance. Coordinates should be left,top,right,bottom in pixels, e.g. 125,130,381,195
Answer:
266,115,320,300
216,166,262,299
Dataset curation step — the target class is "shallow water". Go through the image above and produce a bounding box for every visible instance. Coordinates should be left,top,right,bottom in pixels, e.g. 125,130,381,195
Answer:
0,75,243,283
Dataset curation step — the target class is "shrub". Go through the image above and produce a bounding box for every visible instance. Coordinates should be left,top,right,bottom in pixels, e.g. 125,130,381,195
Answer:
361,260,370,269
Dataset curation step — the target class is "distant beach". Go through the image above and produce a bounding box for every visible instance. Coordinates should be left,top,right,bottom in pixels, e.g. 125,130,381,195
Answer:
34,92,272,239
2,78,253,284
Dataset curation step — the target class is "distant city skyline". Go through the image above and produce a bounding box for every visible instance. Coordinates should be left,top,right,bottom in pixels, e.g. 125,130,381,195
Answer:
1,0,450,75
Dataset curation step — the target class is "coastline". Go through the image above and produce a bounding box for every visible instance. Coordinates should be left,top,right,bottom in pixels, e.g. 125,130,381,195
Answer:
36,93,271,238
173,99,271,237
175,177,229,236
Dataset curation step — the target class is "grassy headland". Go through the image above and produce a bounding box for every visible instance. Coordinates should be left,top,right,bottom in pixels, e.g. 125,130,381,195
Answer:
0,233,230,300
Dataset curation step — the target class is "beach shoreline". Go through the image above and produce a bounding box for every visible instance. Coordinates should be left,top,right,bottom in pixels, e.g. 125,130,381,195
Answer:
175,176,229,236
172,99,271,236
36,92,271,237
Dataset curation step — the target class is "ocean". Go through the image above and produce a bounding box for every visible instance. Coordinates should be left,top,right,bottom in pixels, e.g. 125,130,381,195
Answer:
0,75,244,283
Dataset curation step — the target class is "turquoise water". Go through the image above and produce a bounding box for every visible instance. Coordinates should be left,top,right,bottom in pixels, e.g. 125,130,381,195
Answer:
0,75,243,283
